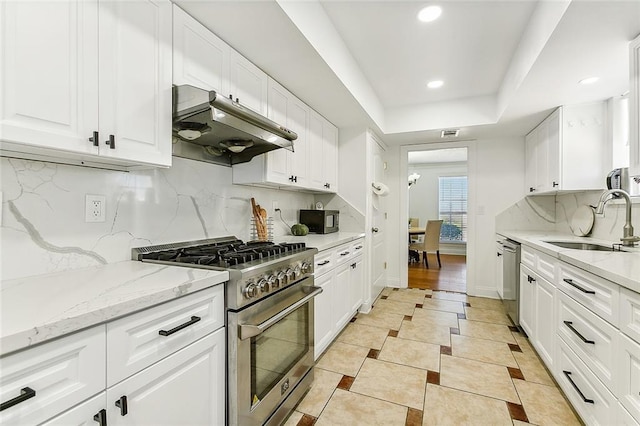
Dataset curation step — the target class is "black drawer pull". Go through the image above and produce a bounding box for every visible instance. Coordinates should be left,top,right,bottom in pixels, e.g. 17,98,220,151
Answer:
115,395,128,416
563,321,595,344
355,245,363,250
563,370,594,404
563,278,595,294
527,275,536,283
340,251,350,256
0,387,36,411
93,408,107,426
159,316,201,336
317,260,330,266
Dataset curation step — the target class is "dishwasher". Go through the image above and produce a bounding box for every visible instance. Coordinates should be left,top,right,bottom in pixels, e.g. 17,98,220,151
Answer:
501,239,521,326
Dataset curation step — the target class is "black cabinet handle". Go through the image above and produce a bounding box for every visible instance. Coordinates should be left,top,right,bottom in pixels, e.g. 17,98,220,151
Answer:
553,181,559,187
115,395,128,416
351,263,356,269
340,251,350,256
497,252,502,257
93,408,107,426
158,316,201,336
563,371,594,404
527,275,536,283
0,387,36,411
355,246,363,250
105,134,115,149
89,131,99,147
563,321,595,344
563,278,595,294
529,187,536,192
317,260,330,266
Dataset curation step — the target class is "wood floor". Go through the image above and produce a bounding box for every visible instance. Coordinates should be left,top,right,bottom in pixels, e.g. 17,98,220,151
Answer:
408,253,467,293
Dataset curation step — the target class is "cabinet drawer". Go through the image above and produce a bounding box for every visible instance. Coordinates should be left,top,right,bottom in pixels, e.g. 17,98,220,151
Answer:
536,250,556,283
556,338,617,426
557,291,618,391
0,327,106,426
314,249,334,277
334,242,354,266
558,262,619,326
350,239,365,258
618,333,640,423
619,402,640,426
521,246,536,269
41,392,106,426
620,287,640,343
106,285,224,386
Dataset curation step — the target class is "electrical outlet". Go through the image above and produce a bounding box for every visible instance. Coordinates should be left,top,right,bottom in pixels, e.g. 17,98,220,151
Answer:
85,195,106,223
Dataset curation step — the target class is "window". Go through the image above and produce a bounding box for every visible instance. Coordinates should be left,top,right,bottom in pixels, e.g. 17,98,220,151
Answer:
438,176,467,242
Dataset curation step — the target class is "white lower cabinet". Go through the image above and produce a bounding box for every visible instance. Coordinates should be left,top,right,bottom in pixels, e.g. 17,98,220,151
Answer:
619,402,640,426
106,328,225,426
41,393,107,426
313,239,365,359
519,265,535,338
618,333,640,423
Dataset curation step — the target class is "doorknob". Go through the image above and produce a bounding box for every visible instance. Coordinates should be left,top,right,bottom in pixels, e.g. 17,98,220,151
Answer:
371,227,379,233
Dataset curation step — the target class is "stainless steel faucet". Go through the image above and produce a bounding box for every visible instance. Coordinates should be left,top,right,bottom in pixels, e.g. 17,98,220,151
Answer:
594,189,640,247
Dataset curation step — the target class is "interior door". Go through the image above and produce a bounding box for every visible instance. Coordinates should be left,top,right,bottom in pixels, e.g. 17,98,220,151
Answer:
369,137,387,301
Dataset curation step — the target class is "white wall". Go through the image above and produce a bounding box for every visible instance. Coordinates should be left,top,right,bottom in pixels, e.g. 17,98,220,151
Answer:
337,127,368,215
388,137,525,298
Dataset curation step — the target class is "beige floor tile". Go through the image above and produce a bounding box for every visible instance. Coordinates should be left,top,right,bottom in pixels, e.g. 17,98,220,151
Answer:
440,355,520,403
315,342,369,377
282,411,304,426
513,351,554,386
512,421,531,426
356,308,405,330
458,319,516,344
378,336,440,371
350,358,427,409
315,388,408,426
514,379,580,426
513,333,536,355
419,298,465,314
465,306,512,325
398,320,451,346
422,384,512,426
380,287,395,297
296,368,342,417
373,298,417,316
412,308,460,328
450,334,518,367
432,291,469,302
386,289,431,304
337,322,390,350
467,296,506,312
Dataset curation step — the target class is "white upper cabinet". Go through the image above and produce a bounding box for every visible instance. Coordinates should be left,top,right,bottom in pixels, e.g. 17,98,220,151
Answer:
630,34,640,178
172,5,229,95
229,50,268,115
525,103,607,194
0,0,172,169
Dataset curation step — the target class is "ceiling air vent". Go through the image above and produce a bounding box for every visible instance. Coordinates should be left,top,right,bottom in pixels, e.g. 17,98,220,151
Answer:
441,129,460,138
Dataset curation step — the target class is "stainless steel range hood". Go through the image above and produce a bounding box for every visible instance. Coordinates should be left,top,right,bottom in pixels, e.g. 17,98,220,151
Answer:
172,85,296,166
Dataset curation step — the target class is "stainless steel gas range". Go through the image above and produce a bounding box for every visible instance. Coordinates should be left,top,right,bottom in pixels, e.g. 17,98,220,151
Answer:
132,237,320,426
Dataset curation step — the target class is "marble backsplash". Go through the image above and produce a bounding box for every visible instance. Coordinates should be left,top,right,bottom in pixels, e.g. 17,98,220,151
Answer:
1,157,318,281
496,189,640,244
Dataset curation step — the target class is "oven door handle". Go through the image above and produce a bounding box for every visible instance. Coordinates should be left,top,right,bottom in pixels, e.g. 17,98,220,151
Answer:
239,286,323,340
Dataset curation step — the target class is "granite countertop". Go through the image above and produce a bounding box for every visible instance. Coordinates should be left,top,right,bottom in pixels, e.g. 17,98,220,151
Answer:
284,232,366,252
499,231,640,293
0,261,229,356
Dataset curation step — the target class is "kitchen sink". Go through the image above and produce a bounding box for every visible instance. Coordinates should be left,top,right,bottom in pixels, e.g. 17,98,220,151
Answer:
543,241,616,251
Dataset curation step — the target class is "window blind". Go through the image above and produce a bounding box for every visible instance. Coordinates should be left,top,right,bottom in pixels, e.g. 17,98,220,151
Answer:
438,176,468,242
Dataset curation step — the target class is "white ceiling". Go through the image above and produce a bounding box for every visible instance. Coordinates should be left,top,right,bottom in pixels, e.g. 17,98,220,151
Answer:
174,0,640,145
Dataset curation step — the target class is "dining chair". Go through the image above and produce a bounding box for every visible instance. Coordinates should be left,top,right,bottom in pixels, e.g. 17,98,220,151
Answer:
408,220,443,268
409,217,420,243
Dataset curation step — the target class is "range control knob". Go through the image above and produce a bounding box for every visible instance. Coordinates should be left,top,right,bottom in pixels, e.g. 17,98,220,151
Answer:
243,283,259,299
301,262,312,274
257,278,270,294
267,275,277,289
293,264,302,278
275,271,286,288
285,268,294,281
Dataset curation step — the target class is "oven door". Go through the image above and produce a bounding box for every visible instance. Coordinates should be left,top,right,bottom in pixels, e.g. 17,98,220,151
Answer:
227,278,321,426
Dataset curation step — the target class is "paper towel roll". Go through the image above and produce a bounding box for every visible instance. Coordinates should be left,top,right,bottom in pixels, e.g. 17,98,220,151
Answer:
371,182,390,196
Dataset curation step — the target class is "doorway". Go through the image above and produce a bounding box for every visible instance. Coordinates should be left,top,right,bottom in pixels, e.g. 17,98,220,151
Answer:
407,147,468,292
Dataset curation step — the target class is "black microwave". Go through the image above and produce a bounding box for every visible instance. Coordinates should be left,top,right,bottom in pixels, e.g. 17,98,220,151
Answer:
299,210,339,234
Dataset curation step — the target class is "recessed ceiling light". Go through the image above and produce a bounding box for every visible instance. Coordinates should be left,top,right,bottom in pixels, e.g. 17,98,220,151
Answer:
417,5,442,23
427,80,444,89
579,77,599,85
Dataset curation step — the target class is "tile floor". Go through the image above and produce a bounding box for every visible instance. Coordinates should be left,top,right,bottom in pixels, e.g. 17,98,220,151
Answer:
285,287,581,426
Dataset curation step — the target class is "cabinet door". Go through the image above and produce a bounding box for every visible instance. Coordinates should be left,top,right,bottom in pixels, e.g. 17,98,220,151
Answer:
524,130,537,194
546,109,561,190
519,266,535,338
0,0,99,155
496,243,504,299
229,50,268,115
334,263,352,331
98,0,172,167
106,328,225,426
265,79,290,185
314,272,335,360
535,118,550,192
631,35,640,178
41,393,106,426
533,277,555,367
308,111,325,190
349,256,364,314
322,119,339,192
172,5,229,94
287,95,310,188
